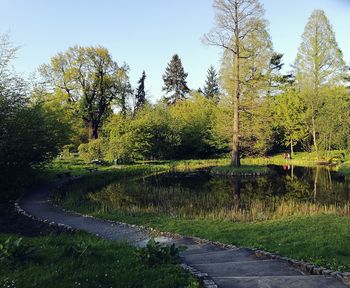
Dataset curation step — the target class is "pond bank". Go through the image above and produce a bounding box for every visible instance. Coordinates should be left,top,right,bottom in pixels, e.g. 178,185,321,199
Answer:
53,164,350,273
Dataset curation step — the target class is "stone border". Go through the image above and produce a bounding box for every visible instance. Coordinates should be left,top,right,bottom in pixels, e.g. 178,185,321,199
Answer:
15,177,350,288
181,263,218,288
253,249,350,286
14,200,76,233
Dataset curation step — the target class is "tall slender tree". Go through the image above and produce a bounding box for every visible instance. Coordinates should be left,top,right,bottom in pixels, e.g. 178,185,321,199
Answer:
162,54,190,104
203,65,220,101
204,0,269,166
266,52,284,96
295,9,346,152
134,70,146,112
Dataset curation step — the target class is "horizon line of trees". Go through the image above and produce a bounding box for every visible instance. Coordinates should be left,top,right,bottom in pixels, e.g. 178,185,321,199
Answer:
1,3,350,176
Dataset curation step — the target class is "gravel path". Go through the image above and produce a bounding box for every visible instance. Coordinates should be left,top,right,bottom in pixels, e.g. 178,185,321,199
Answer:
19,178,348,288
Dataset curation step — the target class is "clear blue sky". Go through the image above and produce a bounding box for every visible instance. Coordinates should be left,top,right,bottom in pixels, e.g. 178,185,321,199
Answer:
1,0,349,102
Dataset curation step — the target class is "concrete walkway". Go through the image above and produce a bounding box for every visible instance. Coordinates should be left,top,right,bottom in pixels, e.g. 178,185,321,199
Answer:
19,178,348,288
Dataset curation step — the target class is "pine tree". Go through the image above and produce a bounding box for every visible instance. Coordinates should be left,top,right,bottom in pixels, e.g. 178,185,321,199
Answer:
162,54,190,104
135,70,146,112
203,65,220,101
295,9,346,152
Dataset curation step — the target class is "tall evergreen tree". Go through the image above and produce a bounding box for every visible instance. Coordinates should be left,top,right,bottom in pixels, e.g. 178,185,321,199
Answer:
162,54,190,104
135,70,146,112
203,65,220,101
266,52,284,96
295,9,346,151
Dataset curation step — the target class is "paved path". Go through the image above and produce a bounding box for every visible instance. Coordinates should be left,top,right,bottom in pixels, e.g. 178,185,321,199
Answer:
19,179,348,288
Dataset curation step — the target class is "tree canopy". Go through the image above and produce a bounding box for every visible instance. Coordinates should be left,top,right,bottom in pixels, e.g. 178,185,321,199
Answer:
40,46,131,139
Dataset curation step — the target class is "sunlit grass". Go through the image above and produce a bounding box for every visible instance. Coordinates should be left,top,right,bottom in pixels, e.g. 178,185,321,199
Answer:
243,150,347,168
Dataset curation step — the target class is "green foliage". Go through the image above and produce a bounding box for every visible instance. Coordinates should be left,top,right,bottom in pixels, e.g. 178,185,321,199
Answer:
134,70,147,112
0,237,38,264
275,87,308,154
0,85,69,170
63,240,91,257
203,65,220,101
40,45,132,140
315,86,350,151
295,10,347,151
99,95,225,161
136,239,184,267
0,35,70,199
78,139,105,164
170,92,218,158
0,233,197,288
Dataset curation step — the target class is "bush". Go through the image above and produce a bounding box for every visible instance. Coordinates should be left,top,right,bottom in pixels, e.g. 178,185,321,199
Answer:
78,139,105,164
0,237,38,264
136,239,185,267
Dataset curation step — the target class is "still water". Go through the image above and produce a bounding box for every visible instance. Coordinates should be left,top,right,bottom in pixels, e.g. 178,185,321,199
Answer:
88,166,350,221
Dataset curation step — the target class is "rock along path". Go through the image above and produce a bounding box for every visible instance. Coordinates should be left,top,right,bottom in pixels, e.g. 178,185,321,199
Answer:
19,178,347,288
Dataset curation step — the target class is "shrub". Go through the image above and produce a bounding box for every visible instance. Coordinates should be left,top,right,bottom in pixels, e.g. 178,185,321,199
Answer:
136,239,185,267
0,237,38,264
78,139,105,164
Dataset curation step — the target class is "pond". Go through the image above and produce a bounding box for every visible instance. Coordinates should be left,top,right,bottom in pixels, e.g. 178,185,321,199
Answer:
87,165,350,221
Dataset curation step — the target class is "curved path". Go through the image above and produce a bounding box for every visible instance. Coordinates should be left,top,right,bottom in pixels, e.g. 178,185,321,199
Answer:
19,178,348,288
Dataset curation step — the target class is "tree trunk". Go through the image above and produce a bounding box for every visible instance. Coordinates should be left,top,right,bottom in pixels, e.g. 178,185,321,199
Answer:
231,6,241,167
311,115,318,152
231,93,240,166
232,179,241,211
88,120,99,140
313,166,319,202
290,139,293,159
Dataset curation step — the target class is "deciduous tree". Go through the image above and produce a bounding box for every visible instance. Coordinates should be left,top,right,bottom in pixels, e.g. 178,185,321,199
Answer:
204,0,269,166
40,46,130,140
295,10,346,152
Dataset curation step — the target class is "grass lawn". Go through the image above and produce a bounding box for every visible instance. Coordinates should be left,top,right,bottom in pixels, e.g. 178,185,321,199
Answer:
0,232,198,288
242,150,347,167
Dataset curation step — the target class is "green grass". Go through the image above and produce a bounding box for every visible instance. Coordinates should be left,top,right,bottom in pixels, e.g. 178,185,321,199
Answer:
211,164,269,175
243,150,348,168
336,161,350,175
0,232,198,288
